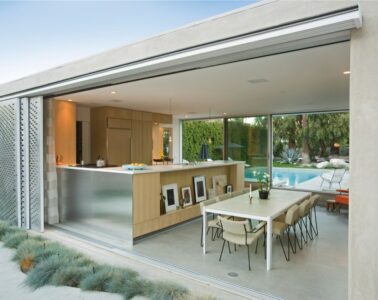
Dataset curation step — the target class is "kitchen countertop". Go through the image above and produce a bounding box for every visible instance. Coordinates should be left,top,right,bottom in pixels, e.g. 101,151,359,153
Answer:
57,160,245,175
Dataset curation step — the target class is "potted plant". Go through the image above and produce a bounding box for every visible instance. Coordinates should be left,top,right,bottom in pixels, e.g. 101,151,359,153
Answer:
257,172,271,199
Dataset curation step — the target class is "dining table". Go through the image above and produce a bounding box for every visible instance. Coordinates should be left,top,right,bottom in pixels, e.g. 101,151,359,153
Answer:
202,188,311,270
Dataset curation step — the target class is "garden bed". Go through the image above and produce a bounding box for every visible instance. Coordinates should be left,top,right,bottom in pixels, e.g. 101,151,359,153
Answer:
0,221,212,300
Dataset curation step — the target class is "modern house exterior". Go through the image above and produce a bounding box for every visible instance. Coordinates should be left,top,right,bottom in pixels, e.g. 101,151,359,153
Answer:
0,1,377,299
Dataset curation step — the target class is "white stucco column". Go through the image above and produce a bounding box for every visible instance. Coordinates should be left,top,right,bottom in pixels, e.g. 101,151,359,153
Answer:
349,2,378,299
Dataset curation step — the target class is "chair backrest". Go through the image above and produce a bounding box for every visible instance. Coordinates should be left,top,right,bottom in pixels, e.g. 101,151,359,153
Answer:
200,197,218,214
298,201,307,218
332,169,346,183
285,204,300,225
309,194,320,207
218,216,251,235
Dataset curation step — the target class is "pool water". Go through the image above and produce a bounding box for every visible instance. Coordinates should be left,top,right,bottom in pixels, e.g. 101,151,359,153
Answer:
245,167,322,186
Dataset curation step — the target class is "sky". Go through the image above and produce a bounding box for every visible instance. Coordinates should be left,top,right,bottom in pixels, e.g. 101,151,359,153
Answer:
0,1,256,84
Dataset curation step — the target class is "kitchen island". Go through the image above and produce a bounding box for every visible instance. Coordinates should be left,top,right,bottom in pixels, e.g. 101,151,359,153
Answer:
57,161,244,248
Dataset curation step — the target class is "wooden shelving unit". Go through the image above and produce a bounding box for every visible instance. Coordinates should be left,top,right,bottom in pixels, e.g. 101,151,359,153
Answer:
132,163,244,238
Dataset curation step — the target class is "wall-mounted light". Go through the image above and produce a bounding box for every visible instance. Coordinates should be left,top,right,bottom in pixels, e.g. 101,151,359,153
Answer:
343,71,351,75
111,91,117,94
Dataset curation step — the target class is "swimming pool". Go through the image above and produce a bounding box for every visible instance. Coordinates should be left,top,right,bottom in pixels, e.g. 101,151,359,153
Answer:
245,167,323,187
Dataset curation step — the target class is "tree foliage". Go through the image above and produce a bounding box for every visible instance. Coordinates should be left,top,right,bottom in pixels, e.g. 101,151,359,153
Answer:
182,119,224,161
273,112,349,160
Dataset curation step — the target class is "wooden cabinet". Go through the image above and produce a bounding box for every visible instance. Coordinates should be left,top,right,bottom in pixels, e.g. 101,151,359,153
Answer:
107,128,131,165
131,120,152,164
91,106,170,165
152,113,172,124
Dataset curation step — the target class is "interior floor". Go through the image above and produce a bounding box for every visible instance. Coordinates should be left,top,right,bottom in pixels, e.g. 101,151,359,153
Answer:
133,206,348,300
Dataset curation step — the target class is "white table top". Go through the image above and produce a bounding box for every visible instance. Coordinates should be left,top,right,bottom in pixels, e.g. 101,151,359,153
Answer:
57,160,244,175
204,189,311,220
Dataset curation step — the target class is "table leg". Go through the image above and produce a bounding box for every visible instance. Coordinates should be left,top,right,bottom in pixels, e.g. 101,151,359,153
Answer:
267,217,272,270
202,209,207,254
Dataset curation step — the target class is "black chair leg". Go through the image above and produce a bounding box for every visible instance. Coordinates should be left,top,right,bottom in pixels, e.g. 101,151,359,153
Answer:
247,245,251,271
264,233,267,260
200,223,203,247
278,235,289,261
227,241,231,254
255,238,259,254
219,240,226,261
234,243,237,252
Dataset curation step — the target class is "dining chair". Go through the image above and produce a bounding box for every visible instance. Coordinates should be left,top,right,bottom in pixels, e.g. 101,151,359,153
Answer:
200,197,222,247
218,216,265,271
308,194,320,236
297,199,313,248
273,204,300,261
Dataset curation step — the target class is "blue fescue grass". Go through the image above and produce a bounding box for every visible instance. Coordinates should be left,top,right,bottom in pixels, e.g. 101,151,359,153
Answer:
0,221,10,239
2,231,29,248
147,281,189,300
50,265,94,288
0,224,200,299
80,265,138,293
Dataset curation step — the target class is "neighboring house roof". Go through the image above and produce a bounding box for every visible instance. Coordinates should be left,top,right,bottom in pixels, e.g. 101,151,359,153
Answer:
0,0,357,97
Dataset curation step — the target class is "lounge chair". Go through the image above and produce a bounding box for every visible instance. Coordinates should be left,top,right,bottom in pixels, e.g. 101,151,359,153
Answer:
320,168,346,189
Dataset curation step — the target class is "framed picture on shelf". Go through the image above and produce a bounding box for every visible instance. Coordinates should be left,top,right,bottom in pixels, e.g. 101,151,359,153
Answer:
193,175,207,203
226,184,232,194
181,187,193,207
162,183,179,212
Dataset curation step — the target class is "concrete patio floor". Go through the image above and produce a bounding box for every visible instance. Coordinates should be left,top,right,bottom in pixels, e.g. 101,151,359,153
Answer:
133,206,348,300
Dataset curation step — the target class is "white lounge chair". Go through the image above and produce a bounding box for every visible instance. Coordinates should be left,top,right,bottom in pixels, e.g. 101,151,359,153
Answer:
320,169,346,189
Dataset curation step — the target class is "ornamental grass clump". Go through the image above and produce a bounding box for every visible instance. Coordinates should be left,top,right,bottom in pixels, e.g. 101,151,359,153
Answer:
0,221,10,239
13,238,46,273
80,265,138,293
26,254,66,289
50,265,94,288
147,281,189,300
106,270,148,299
2,231,29,248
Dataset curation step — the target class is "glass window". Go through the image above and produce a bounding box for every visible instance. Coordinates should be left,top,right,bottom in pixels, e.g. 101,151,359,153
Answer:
227,117,268,180
182,119,224,161
272,112,349,191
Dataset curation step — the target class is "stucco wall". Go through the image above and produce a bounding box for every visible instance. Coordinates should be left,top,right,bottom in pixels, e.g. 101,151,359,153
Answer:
0,0,356,97
349,1,378,299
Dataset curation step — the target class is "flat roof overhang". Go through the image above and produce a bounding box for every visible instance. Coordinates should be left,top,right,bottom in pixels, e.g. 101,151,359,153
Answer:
0,6,361,102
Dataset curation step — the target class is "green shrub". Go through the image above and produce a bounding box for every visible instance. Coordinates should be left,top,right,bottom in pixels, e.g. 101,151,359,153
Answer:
80,265,138,293
50,265,94,288
26,255,63,289
2,231,29,248
147,281,188,300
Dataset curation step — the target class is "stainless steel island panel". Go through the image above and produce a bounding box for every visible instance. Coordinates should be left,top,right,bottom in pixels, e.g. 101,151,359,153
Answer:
57,168,133,249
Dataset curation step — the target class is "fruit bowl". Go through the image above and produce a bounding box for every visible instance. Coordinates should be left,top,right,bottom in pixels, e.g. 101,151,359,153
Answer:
122,163,147,170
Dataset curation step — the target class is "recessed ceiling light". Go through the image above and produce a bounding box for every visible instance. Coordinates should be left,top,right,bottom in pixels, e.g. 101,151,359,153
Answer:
223,112,227,116
68,99,73,102
184,115,188,118
343,71,351,75
111,91,117,94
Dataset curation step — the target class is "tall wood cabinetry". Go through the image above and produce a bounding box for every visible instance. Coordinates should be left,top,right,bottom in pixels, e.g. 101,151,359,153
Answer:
91,107,171,165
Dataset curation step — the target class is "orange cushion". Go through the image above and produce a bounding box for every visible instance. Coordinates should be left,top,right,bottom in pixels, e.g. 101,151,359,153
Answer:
335,194,349,205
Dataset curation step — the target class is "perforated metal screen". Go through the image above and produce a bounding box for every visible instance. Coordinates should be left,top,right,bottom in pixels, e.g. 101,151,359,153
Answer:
0,97,44,231
0,99,20,226
29,97,43,231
